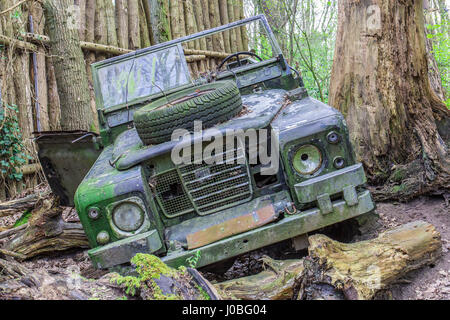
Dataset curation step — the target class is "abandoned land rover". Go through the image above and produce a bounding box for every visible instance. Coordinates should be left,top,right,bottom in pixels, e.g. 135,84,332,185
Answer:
35,15,375,270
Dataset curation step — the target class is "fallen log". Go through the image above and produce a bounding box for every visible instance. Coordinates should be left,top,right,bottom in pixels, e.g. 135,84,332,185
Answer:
298,220,442,300
3,197,89,260
186,54,207,63
0,224,28,240
0,191,50,217
214,257,304,300
214,221,441,300
0,253,219,300
24,33,232,58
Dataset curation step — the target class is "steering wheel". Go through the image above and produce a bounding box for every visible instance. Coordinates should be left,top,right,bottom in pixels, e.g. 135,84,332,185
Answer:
217,51,263,71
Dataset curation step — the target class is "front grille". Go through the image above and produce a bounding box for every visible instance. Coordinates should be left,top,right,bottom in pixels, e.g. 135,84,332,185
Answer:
152,142,253,217
153,169,194,217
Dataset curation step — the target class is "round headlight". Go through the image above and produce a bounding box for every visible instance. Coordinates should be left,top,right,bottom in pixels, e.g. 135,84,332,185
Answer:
112,202,144,232
293,145,323,175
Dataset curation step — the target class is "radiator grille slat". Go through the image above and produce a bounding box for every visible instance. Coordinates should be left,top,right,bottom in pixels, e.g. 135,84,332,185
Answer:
151,142,253,217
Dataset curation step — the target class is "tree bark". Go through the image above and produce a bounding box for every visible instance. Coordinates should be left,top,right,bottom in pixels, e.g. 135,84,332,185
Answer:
4,197,88,259
232,0,244,52
227,0,238,52
328,0,449,201
298,221,441,300
75,0,86,41
209,0,225,53
105,0,118,48
138,0,151,48
218,0,231,53
215,221,442,300
215,257,305,300
12,4,34,162
115,0,129,49
84,0,99,132
239,0,248,50
43,0,94,132
46,56,61,131
128,0,141,49
30,2,50,132
94,0,107,61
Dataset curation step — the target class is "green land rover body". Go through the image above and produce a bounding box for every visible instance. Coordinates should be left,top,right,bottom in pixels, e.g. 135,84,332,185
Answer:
35,15,374,270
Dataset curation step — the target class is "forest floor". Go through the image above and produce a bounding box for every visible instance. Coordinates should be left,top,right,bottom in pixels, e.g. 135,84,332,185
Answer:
0,193,448,300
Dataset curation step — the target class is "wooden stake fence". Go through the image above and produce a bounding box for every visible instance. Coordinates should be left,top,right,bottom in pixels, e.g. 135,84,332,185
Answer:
0,0,247,201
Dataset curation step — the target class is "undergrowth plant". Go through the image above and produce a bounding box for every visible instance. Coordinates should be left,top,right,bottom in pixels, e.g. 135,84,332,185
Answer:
0,102,30,182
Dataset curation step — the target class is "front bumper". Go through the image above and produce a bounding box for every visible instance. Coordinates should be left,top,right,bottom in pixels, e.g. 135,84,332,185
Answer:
88,163,374,269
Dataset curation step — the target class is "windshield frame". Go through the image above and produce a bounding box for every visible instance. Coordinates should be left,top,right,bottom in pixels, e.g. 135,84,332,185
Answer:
92,14,282,113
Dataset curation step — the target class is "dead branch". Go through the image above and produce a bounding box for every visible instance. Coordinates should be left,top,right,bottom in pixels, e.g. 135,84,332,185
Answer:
0,190,50,217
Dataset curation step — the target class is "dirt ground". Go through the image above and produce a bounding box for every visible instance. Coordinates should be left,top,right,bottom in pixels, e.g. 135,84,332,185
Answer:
373,196,449,300
0,194,448,300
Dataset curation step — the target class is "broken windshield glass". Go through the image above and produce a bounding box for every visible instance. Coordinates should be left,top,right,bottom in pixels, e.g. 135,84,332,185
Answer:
98,46,191,108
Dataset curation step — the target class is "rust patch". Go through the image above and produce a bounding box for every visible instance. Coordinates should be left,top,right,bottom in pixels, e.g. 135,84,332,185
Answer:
186,205,278,250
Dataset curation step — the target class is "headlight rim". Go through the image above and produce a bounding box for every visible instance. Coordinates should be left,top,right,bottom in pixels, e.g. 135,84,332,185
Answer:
291,144,324,176
112,201,145,232
105,196,151,238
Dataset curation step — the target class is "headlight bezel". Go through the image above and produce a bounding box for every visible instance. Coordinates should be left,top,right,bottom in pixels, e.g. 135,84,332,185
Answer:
105,196,151,238
291,144,324,176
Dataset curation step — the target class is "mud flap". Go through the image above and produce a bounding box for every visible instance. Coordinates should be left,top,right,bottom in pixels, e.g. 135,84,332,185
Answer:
34,131,102,206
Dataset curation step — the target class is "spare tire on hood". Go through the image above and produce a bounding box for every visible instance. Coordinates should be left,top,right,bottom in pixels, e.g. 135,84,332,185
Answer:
133,80,243,145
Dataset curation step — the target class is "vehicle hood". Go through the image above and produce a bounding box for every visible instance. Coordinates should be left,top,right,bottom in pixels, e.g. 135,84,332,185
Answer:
112,89,339,170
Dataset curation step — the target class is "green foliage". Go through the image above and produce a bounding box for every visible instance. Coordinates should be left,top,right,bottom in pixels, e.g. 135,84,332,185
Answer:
427,19,450,108
0,103,30,181
111,253,182,300
13,209,31,227
185,250,201,268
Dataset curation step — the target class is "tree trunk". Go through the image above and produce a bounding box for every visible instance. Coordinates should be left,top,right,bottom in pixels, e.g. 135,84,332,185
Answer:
227,0,238,52
239,0,248,50
215,257,305,300
218,0,231,53
232,0,244,52
30,2,50,132
75,0,86,41
84,0,99,132
169,0,180,39
43,0,95,132
115,0,129,49
424,3,446,100
128,0,141,49
209,0,225,53
46,56,61,131
105,0,118,48
328,0,449,201
138,0,151,48
199,0,216,69
94,0,107,61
